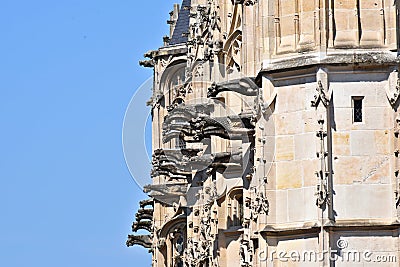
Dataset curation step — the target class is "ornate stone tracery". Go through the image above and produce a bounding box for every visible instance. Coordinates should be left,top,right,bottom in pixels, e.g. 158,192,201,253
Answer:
183,182,219,267
224,4,242,72
250,191,269,221
186,1,223,66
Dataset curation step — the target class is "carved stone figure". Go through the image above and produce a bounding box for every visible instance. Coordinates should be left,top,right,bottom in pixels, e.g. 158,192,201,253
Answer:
163,104,255,143
151,148,199,179
207,77,259,97
132,220,152,232
126,234,152,248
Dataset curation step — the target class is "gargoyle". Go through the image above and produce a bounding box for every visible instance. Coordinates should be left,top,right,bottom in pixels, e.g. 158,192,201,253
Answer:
151,148,202,179
139,50,156,68
143,183,188,205
189,150,242,173
162,104,212,143
126,234,152,248
163,110,255,143
132,220,152,232
139,59,154,68
189,115,255,141
135,208,153,221
207,77,259,98
163,104,213,125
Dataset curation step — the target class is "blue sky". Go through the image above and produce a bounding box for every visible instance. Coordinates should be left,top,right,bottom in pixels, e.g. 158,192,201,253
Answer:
0,1,177,266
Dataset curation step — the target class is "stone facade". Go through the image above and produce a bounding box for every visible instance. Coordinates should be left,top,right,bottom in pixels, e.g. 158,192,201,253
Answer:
127,1,400,266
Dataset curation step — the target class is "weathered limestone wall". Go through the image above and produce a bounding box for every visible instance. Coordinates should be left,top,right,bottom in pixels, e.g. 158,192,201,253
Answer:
267,71,319,226
257,63,399,265
267,68,395,222
330,70,394,221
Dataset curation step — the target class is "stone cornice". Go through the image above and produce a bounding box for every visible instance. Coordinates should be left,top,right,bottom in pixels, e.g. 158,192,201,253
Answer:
260,219,400,236
259,51,399,75
154,44,187,59
139,44,187,68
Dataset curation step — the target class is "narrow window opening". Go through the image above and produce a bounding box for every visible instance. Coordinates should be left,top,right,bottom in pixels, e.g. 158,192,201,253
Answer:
237,195,243,226
352,97,363,123
227,190,243,228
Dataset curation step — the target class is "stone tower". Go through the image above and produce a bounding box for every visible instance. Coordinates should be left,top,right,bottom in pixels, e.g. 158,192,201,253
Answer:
127,1,400,266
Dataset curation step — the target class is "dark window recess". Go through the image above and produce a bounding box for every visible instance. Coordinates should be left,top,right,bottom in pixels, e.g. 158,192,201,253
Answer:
353,97,363,122
176,137,186,149
238,196,243,226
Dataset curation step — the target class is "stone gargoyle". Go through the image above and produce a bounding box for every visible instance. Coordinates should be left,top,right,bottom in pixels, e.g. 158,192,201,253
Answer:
132,220,152,232
163,108,255,143
139,198,154,209
135,208,153,221
207,77,259,98
151,148,202,179
188,150,243,173
143,183,188,205
126,234,152,248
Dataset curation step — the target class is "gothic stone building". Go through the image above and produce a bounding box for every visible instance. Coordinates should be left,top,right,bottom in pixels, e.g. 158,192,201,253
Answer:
127,1,400,266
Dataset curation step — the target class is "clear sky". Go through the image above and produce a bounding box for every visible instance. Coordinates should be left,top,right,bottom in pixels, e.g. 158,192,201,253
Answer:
0,1,178,266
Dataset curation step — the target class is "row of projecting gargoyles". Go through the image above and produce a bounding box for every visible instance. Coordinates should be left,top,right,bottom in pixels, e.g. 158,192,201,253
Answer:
126,198,154,249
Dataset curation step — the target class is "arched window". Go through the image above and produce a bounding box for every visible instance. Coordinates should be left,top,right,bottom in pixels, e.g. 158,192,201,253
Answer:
227,188,243,228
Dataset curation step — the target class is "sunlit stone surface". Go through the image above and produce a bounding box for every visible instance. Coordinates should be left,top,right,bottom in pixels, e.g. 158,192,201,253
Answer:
127,1,400,266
